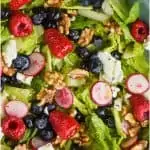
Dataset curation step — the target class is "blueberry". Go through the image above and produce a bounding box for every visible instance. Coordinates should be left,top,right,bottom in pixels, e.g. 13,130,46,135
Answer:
31,104,43,115
42,20,58,29
34,116,48,130
32,7,46,14
80,0,91,6
96,107,111,119
47,104,56,112
104,117,115,128
46,8,61,21
111,51,122,60
68,30,80,42
91,0,104,8
0,9,10,20
75,110,85,122
24,115,35,128
88,54,103,74
93,36,103,48
9,74,21,85
32,13,46,25
1,75,11,83
40,129,54,141
76,47,91,59
12,55,30,71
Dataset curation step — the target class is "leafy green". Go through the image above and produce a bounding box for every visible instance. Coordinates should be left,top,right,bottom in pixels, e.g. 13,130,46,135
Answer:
71,16,98,29
0,0,9,5
78,9,110,22
19,129,37,144
31,76,47,92
73,96,89,115
52,57,64,71
1,25,11,44
74,87,97,115
108,0,129,21
112,108,126,138
4,85,35,103
113,13,134,42
139,127,149,141
26,0,44,9
16,26,44,55
123,42,144,59
85,113,120,150
61,0,92,9
125,1,140,24
42,45,52,72
61,52,81,74
0,145,11,150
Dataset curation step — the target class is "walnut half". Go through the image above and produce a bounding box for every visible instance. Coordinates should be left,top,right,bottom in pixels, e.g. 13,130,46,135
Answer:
78,28,94,47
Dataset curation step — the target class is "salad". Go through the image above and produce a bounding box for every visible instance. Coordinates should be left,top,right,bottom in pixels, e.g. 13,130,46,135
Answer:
0,0,149,150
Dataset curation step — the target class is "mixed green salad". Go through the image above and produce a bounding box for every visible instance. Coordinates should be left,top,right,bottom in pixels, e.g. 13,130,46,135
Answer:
0,0,149,150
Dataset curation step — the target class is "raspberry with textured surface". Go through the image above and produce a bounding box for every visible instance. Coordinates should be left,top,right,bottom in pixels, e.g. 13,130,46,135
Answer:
2,116,26,140
9,12,33,37
9,0,31,10
49,110,80,139
131,20,148,43
44,28,73,58
130,94,150,122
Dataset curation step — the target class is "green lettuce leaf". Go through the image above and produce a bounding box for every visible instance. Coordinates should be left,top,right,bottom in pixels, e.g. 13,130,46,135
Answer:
26,0,44,9
16,25,44,55
71,16,99,29
108,0,129,21
61,0,92,9
86,113,120,150
125,1,140,24
75,87,97,112
1,25,11,44
0,0,9,5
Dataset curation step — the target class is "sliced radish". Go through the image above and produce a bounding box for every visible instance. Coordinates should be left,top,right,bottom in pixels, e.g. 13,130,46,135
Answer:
126,73,149,94
23,52,45,76
31,137,48,150
90,81,112,106
5,100,28,118
55,87,73,109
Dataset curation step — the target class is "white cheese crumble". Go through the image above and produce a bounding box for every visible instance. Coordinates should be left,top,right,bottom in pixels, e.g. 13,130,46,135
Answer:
3,40,17,67
16,73,33,85
98,52,123,84
144,35,150,51
114,98,122,111
111,86,120,98
38,143,54,150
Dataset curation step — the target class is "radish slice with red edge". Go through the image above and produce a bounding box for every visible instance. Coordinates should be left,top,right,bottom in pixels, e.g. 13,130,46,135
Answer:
31,137,48,150
90,81,112,106
23,52,45,76
126,73,149,94
55,87,73,109
5,100,28,118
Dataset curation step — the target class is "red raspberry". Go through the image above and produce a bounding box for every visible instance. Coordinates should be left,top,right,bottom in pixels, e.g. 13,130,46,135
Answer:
131,20,149,43
9,0,31,10
49,110,80,139
44,29,73,58
130,94,150,122
9,12,33,37
2,116,26,140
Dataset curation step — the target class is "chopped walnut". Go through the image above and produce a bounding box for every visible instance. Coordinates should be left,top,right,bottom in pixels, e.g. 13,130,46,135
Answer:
121,136,138,149
45,0,62,7
140,120,149,127
69,108,78,117
58,13,71,35
1,54,16,76
121,106,129,116
124,113,138,127
130,140,148,150
128,125,141,137
68,69,89,79
37,88,56,105
44,71,66,89
78,28,94,47
67,10,78,16
52,136,62,145
104,20,122,35
14,144,28,150
72,124,90,146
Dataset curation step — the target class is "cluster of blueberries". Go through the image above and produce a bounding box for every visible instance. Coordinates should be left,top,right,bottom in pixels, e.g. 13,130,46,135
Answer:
23,103,85,141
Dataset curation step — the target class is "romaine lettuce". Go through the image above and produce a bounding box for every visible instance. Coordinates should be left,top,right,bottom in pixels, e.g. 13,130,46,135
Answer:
1,25,11,44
